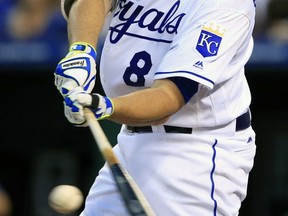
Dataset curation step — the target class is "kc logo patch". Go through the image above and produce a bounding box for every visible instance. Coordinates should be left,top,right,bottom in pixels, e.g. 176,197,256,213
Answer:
196,22,226,58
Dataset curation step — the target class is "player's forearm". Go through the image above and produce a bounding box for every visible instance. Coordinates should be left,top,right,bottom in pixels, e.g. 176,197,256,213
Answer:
109,80,185,126
67,0,108,47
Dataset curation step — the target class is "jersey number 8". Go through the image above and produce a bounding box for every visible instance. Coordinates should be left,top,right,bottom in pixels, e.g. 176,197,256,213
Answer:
123,51,152,87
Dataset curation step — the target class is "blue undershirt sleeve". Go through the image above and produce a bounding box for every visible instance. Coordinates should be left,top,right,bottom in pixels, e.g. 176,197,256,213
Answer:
168,77,199,103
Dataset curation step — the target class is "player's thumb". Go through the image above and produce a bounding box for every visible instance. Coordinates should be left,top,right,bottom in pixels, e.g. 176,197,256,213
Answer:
61,80,78,97
76,93,93,107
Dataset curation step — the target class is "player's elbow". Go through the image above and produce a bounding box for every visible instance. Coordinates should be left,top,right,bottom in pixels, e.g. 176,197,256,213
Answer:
61,0,75,20
61,0,114,20
153,79,185,113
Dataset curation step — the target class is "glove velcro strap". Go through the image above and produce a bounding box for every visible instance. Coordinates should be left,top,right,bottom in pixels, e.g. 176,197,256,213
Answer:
90,94,114,120
69,42,97,60
90,93,100,108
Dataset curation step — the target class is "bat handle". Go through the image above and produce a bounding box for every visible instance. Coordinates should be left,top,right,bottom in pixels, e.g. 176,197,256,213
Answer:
83,108,119,165
83,108,156,216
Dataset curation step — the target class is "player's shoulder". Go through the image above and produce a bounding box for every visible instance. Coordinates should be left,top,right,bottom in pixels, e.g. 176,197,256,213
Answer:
213,0,256,14
197,0,256,20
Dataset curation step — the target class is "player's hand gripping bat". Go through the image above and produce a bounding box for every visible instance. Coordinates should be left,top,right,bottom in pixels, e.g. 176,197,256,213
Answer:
83,108,156,216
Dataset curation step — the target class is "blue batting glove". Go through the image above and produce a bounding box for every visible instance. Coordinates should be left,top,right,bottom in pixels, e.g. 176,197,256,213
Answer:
64,87,114,127
54,42,97,97
89,94,114,120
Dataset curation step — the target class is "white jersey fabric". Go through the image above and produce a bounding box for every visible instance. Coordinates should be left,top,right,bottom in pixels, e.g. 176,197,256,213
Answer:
100,0,255,128
79,1,257,216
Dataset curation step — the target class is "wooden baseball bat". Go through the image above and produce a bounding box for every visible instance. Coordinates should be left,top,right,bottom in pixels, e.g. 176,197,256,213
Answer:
83,108,156,216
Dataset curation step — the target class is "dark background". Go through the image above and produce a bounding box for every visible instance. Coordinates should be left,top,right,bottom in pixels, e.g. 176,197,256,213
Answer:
1,63,288,216
1,1,288,216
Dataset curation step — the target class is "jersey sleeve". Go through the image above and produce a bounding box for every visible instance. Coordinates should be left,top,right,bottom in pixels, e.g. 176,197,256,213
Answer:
154,8,254,90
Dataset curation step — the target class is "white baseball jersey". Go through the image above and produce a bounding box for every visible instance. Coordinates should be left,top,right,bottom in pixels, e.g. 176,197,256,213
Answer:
80,1,257,216
100,0,256,129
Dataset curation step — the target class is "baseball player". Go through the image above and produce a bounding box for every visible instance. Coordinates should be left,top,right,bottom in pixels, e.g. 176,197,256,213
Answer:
54,0,257,215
